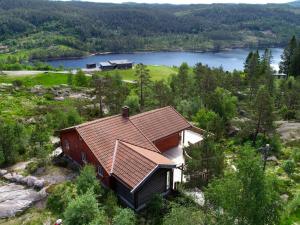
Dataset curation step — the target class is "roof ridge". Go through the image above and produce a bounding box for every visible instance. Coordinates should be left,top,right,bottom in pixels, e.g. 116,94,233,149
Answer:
118,141,158,165
128,118,161,153
110,140,119,174
169,105,192,127
129,106,172,119
76,114,121,129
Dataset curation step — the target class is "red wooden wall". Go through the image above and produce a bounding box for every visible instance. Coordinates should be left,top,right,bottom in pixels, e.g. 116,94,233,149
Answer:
154,132,181,152
60,130,111,187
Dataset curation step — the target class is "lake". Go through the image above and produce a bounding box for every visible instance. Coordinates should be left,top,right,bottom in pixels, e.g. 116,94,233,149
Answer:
47,48,283,72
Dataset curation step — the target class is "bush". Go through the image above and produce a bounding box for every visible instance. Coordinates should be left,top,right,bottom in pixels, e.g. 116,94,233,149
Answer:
63,191,100,225
162,204,206,225
25,161,40,174
283,160,296,176
88,211,109,225
76,164,103,195
47,182,77,215
103,191,119,218
291,148,300,162
112,208,136,225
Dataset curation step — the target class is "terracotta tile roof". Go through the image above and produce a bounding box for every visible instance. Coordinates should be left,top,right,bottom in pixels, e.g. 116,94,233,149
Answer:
111,141,175,189
130,106,192,142
62,106,190,188
74,116,159,172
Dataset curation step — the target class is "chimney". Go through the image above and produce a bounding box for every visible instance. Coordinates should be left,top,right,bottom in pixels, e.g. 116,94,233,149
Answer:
122,106,129,118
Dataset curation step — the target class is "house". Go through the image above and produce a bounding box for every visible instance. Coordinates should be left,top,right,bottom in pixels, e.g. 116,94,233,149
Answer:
60,106,201,210
99,60,133,71
109,60,133,69
99,61,116,71
86,63,97,69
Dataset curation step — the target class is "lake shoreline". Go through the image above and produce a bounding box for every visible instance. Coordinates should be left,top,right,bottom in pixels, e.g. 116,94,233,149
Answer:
42,45,283,62
46,48,284,72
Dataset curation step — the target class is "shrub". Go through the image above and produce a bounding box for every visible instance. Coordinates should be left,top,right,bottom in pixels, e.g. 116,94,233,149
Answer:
103,191,119,218
112,208,136,225
88,211,109,225
283,160,296,176
291,148,300,162
63,191,100,225
163,204,206,225
47,182,77,215
76,164,103,195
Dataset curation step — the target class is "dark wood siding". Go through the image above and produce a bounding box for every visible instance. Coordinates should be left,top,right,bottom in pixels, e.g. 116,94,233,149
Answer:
60,130,111,187
136,168,171,207
154,133,181,152
112,177,135,207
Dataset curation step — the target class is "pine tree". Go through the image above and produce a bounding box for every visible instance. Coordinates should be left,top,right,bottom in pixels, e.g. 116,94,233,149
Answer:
135,63,150,111
252,86,275,145
279,35,297,76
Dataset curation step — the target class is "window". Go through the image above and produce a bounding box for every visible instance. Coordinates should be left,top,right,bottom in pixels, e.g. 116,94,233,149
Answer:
81,152,87,163
166,171,171,190
98,166,104,177
64,140,70,151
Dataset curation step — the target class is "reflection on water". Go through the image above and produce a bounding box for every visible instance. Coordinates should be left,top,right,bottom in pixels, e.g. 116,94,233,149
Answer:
47,48,283,72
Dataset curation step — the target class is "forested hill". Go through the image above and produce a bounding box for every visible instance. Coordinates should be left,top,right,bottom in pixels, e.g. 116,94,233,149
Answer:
1,0,300,59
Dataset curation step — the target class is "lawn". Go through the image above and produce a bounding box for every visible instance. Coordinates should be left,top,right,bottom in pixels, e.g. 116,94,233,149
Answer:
0,65,178,87
98,65,178,81
0,73,69,87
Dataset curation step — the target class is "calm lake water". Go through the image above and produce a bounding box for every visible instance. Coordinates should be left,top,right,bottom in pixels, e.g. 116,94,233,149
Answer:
47,48,283,72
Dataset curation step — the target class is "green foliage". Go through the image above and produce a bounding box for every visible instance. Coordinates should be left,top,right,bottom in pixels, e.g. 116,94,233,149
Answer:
193,108,224,138
135,63,151,110
88,211,109,225
47,182,77,215
63,191,100,225
112,208,137,225
163,204,207,225
0,120,28,165
145,194,166,224
46,108,83,130
252,86,275,144
281,192,300,225
185,136,225,187
103,191,119,218
76,165,103,195
291,148,300,162
74,70,87,87
207,87,237,123
282,160,296,176
205,146,281,225
1,0,300,57
124,94,140,114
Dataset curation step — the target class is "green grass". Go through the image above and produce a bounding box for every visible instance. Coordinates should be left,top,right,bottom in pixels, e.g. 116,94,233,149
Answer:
0,73,69,87
0,65,178,88
98,65,178,81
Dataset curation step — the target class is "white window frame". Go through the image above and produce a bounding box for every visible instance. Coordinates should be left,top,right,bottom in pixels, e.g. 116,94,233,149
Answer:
166,171,171,190
81,152,87,163
98,165,104,177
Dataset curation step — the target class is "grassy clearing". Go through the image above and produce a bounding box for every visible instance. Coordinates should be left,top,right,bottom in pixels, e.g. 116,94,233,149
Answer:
97,65,178,81
0,73,69,87
0,65,177,87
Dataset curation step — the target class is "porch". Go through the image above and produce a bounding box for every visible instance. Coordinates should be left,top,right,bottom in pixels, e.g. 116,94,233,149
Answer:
162,129,203,184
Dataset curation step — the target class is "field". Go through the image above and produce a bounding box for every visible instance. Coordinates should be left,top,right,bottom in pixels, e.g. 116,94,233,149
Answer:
97,65,177,81
0,65,177,87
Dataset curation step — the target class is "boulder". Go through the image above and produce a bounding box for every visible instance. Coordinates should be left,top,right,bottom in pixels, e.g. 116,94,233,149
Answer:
0,169,7,176
3,173,13,181
25,176,38,187
0,183,45,218
14,174,24,183
34,179,45,189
